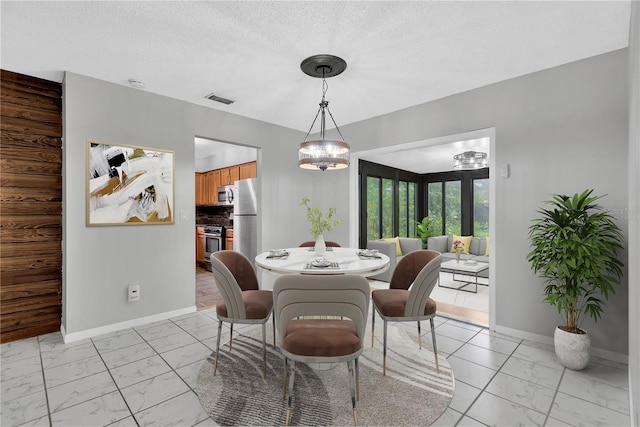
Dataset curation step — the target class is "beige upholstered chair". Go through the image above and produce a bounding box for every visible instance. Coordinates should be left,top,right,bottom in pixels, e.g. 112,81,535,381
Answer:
299,240,341,248
210,251,274,378
371,250,442,375
273,274,370,426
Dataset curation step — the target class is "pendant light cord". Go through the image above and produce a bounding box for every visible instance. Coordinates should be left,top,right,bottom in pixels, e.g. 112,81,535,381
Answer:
302,68,345,142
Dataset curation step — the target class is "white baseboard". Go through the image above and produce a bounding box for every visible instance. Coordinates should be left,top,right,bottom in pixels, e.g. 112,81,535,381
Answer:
61,306,197,343
494,325,628,365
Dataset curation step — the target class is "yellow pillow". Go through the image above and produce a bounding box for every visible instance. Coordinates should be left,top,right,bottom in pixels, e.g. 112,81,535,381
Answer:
485,237,490,256
451,235,472,254
382,237,402,256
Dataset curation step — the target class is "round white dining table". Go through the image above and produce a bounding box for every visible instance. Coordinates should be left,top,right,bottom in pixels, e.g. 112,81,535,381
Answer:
255,247,390,277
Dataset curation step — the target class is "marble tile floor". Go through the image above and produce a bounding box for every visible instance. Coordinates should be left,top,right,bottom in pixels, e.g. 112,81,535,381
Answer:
1,310,630,426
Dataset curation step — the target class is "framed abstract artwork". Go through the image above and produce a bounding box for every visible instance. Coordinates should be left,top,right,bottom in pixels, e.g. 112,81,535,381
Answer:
87,140,175,226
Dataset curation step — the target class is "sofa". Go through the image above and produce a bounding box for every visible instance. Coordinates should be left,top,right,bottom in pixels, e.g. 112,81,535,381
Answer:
366,237,422,282
427,235,489,278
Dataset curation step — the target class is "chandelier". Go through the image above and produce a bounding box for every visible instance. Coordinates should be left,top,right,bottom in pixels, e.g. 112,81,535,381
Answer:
298,55,350,171
453,151,488,169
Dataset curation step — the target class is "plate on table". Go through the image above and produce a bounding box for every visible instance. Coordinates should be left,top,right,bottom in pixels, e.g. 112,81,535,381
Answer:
358,249,380,258
267,249,289,258
311,258,331,268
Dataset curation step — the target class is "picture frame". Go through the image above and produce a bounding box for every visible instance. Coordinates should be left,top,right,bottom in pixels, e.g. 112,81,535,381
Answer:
86,140,175,226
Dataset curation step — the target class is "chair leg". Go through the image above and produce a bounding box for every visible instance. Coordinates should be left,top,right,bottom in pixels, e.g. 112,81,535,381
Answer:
261,323,267,379
214,320,223,376
285,359,296,427
371,308,375,347
383,319,388,376
417,320,422,349
272,314,276,346
282,357,288,401
229,323,234,350
430,318,440,372
347,360,358,426
355,357,360,401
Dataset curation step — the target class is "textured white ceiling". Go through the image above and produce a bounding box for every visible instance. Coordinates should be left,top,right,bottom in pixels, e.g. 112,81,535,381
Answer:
0,1,631,172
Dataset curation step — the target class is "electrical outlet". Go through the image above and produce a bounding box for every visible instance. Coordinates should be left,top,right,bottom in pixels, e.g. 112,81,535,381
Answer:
128,284,140,302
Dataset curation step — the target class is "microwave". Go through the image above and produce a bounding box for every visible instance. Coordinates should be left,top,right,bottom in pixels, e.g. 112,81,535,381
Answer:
217,185,235,206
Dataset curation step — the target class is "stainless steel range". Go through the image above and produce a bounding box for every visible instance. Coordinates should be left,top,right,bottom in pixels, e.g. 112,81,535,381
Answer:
204,225,224,268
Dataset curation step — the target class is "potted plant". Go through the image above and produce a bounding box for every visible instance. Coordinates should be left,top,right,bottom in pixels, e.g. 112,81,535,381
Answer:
526,189,624,370
300,197,342,256
416,216,433,249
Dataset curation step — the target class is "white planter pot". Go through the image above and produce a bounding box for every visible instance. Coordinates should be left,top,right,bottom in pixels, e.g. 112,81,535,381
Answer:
315,234,326,257
554,326,590,370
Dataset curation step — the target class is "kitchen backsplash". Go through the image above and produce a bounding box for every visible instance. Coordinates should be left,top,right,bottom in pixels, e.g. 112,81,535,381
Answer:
196,206,233,226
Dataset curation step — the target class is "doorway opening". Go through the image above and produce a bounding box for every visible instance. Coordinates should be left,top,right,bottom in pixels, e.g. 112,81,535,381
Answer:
194,136,259,310
348,129,496,328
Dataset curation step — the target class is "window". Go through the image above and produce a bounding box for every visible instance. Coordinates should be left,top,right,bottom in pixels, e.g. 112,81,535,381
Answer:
473,178,490,238
445,181,462,235
398,181,417,237
425,168,489,236
359,161,420,247
427,182,443,235
366,177,380,242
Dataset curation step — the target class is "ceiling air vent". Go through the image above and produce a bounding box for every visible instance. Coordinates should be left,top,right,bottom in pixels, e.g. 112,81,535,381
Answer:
205,93,234,105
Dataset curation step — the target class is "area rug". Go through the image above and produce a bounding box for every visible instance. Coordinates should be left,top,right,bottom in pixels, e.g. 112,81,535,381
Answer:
196,324,455,426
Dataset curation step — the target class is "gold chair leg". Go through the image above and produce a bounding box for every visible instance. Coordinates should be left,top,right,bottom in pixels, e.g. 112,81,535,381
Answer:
353,409,358,426
285,408,291,427
430,318,440,373
213,320,223,376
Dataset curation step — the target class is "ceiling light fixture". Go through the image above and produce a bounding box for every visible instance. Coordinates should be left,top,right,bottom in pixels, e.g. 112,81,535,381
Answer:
453,151,488,169
298,54,349,171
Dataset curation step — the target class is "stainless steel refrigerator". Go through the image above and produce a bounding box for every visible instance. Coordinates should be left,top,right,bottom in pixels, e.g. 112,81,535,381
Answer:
233,178,257,264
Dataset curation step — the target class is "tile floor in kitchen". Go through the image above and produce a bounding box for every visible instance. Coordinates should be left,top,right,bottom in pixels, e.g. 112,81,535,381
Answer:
1,307,629,427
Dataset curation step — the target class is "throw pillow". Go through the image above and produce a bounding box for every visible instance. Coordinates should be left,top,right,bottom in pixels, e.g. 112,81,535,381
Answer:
451,235,472,254
381,237,402,256
485,237,490,256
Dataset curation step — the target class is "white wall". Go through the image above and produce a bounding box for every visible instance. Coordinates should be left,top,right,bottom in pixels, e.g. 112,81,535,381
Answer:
340,49,630,356
627,1,639,422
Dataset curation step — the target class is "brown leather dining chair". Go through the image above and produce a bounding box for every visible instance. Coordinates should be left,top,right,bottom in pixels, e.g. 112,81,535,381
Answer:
371,250,442,375
273,274,370,426
210,250,274,378
299,240,341,248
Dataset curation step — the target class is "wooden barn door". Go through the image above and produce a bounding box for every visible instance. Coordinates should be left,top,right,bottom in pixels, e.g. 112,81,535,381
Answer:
1,70,63,343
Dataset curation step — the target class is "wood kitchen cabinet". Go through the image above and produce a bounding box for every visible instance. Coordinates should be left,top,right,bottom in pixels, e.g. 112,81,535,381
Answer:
196,161,256,206
239,161,257,180
225,228,234,251
220,166,239,186
196,227,205,265
195,173,206,206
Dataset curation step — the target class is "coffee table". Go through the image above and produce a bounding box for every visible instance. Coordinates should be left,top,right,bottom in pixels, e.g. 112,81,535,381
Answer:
439,259,489,293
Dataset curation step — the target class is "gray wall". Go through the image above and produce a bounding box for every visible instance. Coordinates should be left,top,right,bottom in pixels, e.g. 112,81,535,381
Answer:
627,1,639,422
62,72,341,335
340,49,630,355
62,49,630,359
